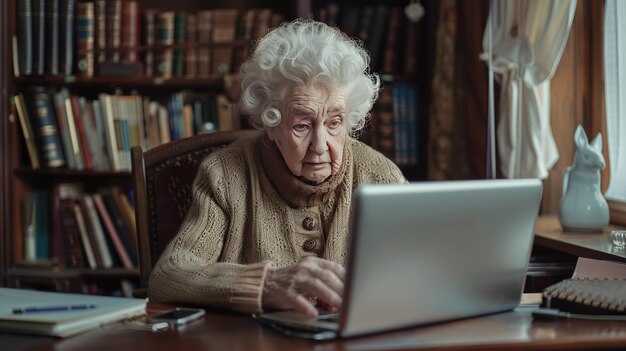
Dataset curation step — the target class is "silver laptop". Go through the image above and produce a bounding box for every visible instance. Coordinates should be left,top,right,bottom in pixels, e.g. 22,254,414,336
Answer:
255,179,543,339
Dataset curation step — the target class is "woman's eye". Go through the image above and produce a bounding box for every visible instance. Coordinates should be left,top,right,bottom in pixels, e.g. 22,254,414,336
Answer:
293,124,310,132
328,119,342,129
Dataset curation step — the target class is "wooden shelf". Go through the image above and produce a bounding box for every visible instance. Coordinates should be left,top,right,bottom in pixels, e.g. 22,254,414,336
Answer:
13,168,132,187
14,75,224,89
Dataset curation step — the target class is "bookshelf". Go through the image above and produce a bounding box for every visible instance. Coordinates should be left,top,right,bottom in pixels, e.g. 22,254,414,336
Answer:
1,0,433,295
0,0,296,296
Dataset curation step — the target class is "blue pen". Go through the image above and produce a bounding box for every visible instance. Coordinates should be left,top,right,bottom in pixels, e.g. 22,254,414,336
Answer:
12,304,97,314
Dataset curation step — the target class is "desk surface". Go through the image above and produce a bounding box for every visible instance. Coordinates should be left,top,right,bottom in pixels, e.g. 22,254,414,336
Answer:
12,304,626,351
534,215,626,263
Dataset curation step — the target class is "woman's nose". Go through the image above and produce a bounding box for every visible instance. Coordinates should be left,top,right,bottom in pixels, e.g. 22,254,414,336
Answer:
309,127,328,155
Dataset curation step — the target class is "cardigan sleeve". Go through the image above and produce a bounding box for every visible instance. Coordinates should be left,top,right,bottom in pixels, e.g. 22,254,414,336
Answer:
148,154,273,313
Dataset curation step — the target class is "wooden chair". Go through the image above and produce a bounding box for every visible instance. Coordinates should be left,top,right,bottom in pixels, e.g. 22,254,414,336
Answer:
131,129,262,291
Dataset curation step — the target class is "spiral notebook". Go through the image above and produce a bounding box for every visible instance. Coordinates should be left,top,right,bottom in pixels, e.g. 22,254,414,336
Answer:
541,278,626,315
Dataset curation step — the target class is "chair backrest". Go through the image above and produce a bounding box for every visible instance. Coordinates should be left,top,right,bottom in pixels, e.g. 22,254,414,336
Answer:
131,130,262,288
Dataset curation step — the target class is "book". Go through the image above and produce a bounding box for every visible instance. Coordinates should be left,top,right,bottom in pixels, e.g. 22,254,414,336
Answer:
73,201,97,269
54,183,86,268
59,0,76,76
81,195,114,268
120,0,138,63
54,89,80,170
32,0,46,75
155,11,175,79
69,95,94,170
25,87,66,168
16,0,33,75
106,0,122,63
366,4,389,73
541,278,626,315
93,193,134,269
76,2,95,77
95,0,107,65
211,9,238,75
101,193,138,266
45,0,60,75
382,7,403,75
197,10,212,77
143,9,157,76
172,12,186,77
184,13,199,77
33,192,50,260
0,287,146,337
13,94,40,169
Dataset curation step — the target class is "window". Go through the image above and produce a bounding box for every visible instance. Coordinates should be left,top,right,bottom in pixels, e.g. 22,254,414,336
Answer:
604,0,626,224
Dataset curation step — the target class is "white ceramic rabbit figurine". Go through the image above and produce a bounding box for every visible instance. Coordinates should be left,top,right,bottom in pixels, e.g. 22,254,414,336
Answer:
558,125,609,232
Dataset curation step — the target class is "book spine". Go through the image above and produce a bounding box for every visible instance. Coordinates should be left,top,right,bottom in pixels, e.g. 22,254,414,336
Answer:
17,0,33,75
76,2,95,77
382,7,402,75
73,202,97,269
197,10,212,77
91,99,112,170
95,0,106,65
184,13,198,77
106,0,122,63
211,9,238,75
34,192,50,259
45,0,60,75
367,4,389,73
32,0,46,75
69,96,93,170
172,12,186,77
120,0,138,62
143,9,157,77
14,95,41,168
102,193,137,266
93,194,133,268
83,195,113,268
25,87,66,168
232,9,255,72
99,94,121,171
59,0,76,76
156,11,175,78
59,198,85,268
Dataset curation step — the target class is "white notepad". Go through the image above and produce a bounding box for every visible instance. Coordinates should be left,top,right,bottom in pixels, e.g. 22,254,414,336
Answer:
0,288,146,337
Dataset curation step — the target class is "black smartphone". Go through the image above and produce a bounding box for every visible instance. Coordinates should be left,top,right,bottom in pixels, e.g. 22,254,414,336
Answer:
149,307,206,326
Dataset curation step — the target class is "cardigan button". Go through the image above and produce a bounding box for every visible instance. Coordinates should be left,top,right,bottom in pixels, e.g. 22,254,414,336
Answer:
303,217,316,230
303,238,317,252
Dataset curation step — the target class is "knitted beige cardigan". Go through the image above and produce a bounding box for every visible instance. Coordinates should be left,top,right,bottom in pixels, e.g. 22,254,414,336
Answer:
148,134,406,313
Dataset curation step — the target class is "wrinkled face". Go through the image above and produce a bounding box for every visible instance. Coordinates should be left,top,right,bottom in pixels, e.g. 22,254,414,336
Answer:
267,84,347,184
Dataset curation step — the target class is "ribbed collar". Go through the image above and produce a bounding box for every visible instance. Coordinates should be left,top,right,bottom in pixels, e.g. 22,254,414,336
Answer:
259,134,349,208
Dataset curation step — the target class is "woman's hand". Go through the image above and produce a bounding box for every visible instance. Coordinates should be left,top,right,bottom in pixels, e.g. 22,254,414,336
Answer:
262,256,346,318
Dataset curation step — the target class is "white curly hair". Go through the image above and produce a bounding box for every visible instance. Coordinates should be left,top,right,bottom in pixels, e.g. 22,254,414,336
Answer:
239,19,380,136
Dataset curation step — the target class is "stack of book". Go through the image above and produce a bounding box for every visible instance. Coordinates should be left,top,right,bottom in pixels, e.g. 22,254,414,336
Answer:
14,0,285,78
13,87,240,171
19,184,138,273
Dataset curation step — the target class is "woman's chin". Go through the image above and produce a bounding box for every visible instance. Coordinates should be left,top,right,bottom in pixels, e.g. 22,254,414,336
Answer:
300,172,331,185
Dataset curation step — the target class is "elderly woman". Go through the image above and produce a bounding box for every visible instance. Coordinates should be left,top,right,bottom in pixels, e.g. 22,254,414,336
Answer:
148,20,406,317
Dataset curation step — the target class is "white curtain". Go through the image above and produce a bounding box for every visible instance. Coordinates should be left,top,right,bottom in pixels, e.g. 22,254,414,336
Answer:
604,0,626,202
482,0,577,179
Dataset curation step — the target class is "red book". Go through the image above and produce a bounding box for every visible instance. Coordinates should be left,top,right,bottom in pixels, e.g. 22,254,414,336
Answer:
93,193,134,269
70,96,93,170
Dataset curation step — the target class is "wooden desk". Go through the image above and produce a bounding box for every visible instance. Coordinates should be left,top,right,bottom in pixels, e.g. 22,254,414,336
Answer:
534,215,626,263
13,304,626,351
